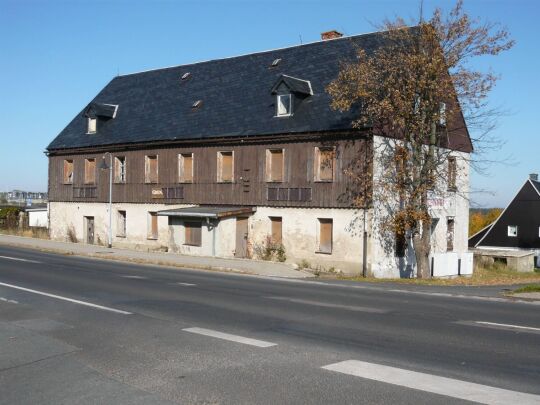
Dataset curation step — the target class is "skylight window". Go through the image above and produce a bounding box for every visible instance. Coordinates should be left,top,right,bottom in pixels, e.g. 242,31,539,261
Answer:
181,72,191,80
276,94,292,116
192,100,202,109
271,58,282,67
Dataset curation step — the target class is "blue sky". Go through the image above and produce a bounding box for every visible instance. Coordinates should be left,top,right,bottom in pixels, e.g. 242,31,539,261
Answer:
0,0,537,207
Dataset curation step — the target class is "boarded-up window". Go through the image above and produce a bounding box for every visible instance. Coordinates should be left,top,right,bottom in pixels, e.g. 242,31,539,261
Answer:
266,149,284,182
318,218,333,254
218,151,233,182
148,212,158,239
145,155,158,183
315,147,335,182
117,210,126,237
114,156,126,183
447,218,455,251
63,160,74,184
448,157,457,190
184,221,202,246
270,217,282,244
87,117,97,134
179,153,194,183
84,158,96,184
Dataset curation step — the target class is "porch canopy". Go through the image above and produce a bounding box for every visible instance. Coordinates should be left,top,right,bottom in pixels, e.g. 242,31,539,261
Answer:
156,206,255,219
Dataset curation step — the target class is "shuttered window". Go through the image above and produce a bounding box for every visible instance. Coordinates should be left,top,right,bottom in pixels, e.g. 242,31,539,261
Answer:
84,158,96,184
145,155,158,183
179,153,194,183
218,151,234,182
448,157,457,190
318,218,333,254
266,149,284,182
315,147,335,182
270,217,282,244
184,221,202,246
148,212,158,239
63,160,74,184
114,156,126,183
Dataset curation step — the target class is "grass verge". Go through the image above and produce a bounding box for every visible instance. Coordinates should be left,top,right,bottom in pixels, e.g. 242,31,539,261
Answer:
509,284,540,294
339,262,540,286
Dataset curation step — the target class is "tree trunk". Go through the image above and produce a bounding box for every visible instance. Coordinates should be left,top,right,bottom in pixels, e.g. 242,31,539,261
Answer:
413,217,432,278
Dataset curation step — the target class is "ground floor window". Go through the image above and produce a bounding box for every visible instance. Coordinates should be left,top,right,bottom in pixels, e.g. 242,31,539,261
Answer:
447,218,455,251
184,221,202,246
117,210,126,237
269,216,282,244
148,212,158,240
395,231,406,257
317,218,333,254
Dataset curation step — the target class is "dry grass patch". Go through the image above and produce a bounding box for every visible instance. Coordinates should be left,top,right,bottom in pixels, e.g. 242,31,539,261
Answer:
341,262,540,286
0,227,50,240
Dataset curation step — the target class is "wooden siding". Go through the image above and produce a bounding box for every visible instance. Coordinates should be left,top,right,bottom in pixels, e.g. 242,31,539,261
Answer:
48,136,370,208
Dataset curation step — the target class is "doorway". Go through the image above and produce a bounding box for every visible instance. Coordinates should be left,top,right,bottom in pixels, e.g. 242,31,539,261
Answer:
85,216,95,244
235,217,249,258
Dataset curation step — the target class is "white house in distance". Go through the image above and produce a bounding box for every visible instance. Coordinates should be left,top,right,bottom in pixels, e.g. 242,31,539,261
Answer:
45,29,472,278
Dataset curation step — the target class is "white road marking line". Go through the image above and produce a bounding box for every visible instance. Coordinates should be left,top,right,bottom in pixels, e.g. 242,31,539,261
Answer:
120,275,148,279
176,282,197,286
322,360,540,405
0,255,41,264
0,297,18,304
475,321,540,332
265,296,387,313
182,327,277,348
0,282,132,315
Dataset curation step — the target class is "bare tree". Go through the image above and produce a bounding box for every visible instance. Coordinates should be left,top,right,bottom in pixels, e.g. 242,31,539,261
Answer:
327,1,514,278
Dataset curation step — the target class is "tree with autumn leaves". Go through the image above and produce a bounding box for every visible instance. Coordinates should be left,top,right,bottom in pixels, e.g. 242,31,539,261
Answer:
327,1,513,278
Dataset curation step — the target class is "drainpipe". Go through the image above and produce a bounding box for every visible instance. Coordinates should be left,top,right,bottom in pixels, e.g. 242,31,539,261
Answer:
362,209,367,277
206,217,216,257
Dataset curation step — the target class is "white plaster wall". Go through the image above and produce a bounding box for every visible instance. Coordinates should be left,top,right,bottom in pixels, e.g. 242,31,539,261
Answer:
28,210,48,228
49,202,191,250
370,135,471,278
249,207,365,274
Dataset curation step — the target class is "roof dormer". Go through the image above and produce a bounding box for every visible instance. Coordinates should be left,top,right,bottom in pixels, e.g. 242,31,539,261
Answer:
83,102,118,134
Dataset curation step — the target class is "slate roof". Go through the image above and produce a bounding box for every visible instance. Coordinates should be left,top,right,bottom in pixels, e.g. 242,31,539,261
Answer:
47,29,473,152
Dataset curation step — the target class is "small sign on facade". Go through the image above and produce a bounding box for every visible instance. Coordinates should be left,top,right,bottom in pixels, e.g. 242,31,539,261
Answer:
151,188,164,199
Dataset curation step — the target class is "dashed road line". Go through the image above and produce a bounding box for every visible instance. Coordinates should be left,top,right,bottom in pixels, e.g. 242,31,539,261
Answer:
265,296,387,313
322,359,540,405
456,320,540,334
0,255,41,264
0,281,132,315
0,297,18,304
120,275,148,279
176,282,197,286
182,327,277,347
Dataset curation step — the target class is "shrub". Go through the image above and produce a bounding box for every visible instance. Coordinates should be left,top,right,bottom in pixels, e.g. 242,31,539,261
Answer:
253,235,287,262
66,225,78,243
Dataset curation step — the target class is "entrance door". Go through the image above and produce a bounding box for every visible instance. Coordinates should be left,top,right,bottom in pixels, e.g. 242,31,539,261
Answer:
235,217,249,258
86,216,95,244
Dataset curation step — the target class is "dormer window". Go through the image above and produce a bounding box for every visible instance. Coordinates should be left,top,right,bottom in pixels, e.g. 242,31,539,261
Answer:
277,94,292,116
87,117,97,134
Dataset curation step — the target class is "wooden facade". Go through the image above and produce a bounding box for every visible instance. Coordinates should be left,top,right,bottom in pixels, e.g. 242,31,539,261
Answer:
48,134,370,208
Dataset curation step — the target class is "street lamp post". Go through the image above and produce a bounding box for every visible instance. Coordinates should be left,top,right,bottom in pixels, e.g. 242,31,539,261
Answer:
99,153,113,248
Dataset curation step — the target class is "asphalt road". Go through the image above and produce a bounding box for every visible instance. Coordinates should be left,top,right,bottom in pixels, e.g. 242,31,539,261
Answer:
0,244,539,405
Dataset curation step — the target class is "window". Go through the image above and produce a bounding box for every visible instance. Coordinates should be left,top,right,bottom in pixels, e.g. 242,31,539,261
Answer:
439,102,447,126
266,149,284,182
315,147,335,182
317,218,333,254
508,225,518,237
148,212,158,240
395,231,406,257
447,218,455,251
117,210,126,237
145,155,158,183
84,158,96,184
179,153,194,183
270,217,282,244
63,160,74,184
276,94,292,116
114,156,126,183
181,72,191,80
448,157,457,190
217,151,234,182
184,221,202,246
87,117,97,134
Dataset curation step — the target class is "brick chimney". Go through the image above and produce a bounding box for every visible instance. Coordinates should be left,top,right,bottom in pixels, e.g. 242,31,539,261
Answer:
321,30,343,40
529,173,538,181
